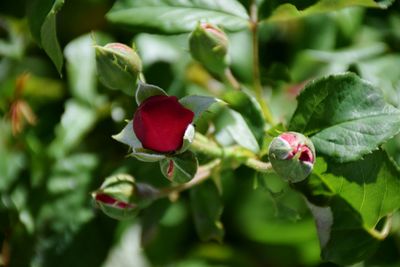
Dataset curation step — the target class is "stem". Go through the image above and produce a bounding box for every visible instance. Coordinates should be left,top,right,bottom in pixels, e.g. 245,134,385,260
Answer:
224,68,240,90
245,158,273,173
153,133,274,199
249,1,275,125
369,215,393,240
157,159,221,198
190,132,273,173
190,133,223,158
138,72,146,83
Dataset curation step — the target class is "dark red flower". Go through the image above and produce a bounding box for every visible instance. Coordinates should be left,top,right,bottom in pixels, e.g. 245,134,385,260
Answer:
133,95,194,153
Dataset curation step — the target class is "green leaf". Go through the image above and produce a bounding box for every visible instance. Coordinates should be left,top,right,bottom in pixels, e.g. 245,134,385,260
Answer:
112,120,166,162
190,180,224,242
48,100,97,158
307,197,380,265
179,95,221,122
159,151,198,183
106,0,249,34
357,54,400,108
289,73,400,162
222,90,265,147
312,151,400,228
135,82,167,105
299,150,400,264
27,0,64,73
263,0,394,23
215,108,260,153
0,120,25,191
298,150,400,264
64,34,97,104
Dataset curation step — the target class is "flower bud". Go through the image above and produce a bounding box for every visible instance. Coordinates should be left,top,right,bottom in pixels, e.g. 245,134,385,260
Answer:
92,174,157,220
133,95,194,153
268,132,315,183
95,43,142,95
189,23,229,75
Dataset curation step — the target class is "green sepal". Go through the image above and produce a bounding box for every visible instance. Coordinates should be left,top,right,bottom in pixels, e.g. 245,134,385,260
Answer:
176,124,196,154
135,82,168,105
159,151,198,184
179,95,223,122
112,120,166,162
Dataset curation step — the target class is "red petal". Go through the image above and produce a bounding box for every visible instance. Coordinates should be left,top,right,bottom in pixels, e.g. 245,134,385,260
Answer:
133,95,194,153
299,146,314,163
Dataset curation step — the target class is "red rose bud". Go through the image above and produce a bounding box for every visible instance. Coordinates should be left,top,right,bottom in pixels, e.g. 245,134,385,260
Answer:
189,23,229,75
95,42,142,95
92,174,157,220
133,95,194,153
268,132,315,183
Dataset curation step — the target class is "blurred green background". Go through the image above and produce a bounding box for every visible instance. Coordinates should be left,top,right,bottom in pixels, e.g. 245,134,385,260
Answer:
1,0,400,266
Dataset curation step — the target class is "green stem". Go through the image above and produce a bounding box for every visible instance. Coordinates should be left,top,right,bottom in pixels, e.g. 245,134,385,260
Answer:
224,68,241,90
249,1,275,125
190,132,273,173
369,214,392,240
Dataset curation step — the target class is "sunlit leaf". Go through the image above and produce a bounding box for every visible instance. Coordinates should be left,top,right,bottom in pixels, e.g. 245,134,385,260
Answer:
263,0,394,23
107,0,249,34
27,0,65,73
289,73,400,162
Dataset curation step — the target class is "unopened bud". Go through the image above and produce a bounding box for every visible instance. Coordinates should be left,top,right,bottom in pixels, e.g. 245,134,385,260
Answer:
189,23,229,75
95,43,142,95
92,174,157,220
268,132,315,183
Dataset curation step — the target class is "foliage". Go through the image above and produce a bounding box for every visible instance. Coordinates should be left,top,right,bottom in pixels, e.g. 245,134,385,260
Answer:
1,0,400,267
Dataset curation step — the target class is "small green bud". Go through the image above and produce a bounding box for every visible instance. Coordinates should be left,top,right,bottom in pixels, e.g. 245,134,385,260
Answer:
95,43,142,95
189,23,229,75
268,132,316,183
92,174,157,220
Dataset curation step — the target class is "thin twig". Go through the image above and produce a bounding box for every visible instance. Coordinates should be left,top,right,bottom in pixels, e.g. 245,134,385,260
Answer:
224,68,241,90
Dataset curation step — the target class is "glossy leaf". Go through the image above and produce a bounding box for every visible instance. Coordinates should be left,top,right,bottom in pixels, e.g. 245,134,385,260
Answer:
106,0,249,34
179,95,221,122
357,54,400,108
48,100,97,158
190,180,224,242
311,151,400,228
301,150,400,264
64,34,97,104
308,198,380,265
222,90,265,147
289,73,400,162
27,0,64,73
159,151,198,183
263,0,394,23
215,108,260,153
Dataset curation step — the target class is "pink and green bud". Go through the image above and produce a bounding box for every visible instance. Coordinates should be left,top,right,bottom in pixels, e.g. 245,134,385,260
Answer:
268,132,315,183
189,23,229,75
95,43,142,95
92,174,157,220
